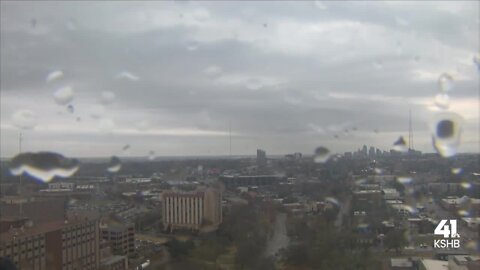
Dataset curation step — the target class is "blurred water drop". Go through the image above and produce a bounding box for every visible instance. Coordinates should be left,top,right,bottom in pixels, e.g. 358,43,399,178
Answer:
438,73,454,93
374,168,383,174
313,146,330,163
314,1,327,10
413,55,421,62
76,117,81,122
100,91,116,105
434,93,450,110
116,71,139,81
373,129,379,133
457,209,470,217
373,60,383,69
12,110,37,129
66,19,77,31
430,112,463,158
451,168,463,175
46,70,64,83
148,151,156,161
9,152,79,182
245,78,263,90
186,41,199,51
333,134,339,139
107,156,122,173
393,136,408,153
66,104,74,114
263,23,268,28
89,104,105,119
135,120,150,131
204,65,222,77
30,18,37,28
460,182,472,189
98,118,115,132
473,53,480,70
397,176,413,185
122,144,131,154
325,197,339,206
53,86,74,105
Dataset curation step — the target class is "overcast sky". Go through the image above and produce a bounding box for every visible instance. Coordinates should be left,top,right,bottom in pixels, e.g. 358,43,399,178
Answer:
1,1,479,158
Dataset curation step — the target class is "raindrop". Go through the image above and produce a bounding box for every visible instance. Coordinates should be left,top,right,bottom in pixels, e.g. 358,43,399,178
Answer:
98,118,115,133
333,134,339,139
473,53,479,70
413,55,421,62
451,168,462,175
325,197,339,206
12,110,37,129
430,112,463,158
393,136,408,153
373,129,379,133
204,65,222,77
434,93,450,110
53,86,74,105
263,23,268,28
46,70,64,83
107,156,122,173
115,71,139,81
76,117,81,122
313,146,330,163
66,104,74,114
186,41,199,51
66,19,77,31
373,60,383,69
30,18,37,28
352,127,358,131
9,152,79,182
438,73,454,93
460,182,472,189
100,91,116,105
89,104,106,119
314,1,327,10
135,120,150,131
122,144,131,154
245,78,263,90
397,176,413,185
148,151,156,161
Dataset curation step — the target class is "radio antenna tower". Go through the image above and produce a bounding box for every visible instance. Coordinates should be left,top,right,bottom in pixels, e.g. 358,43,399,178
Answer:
408,109,414,150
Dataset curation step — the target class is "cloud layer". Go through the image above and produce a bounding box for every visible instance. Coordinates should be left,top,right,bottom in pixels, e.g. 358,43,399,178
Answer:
1,1,479,157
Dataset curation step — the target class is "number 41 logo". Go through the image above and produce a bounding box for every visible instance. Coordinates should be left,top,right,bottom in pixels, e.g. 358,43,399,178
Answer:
434,219,460,238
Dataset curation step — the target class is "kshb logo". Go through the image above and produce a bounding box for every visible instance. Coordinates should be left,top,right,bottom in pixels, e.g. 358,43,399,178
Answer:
433,219,460,249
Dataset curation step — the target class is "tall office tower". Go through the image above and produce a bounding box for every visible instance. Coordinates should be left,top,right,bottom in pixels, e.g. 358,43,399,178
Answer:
256,149,267,168
368,146,376,158
162,188,222,231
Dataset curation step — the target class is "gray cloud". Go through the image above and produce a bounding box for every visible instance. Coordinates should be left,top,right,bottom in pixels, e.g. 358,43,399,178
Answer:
1,1,478,157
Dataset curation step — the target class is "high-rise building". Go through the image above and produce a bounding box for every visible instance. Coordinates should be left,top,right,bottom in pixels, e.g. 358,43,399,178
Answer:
368,146,376,158
256,149,267,168
99,220,134,257
0,214,100,270
362,145,368,157
162,188,222,231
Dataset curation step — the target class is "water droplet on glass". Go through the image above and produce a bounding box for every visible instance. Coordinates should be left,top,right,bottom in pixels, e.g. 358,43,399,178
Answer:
76,117,81,122
53,86,74,105
438,73,454,93
66,104,74,114
397,176,413,185
245,78,263,90
434,93,450,110
373,129,379,133
393,136,408,153
325,197,339,206
413,55,421,62
204,65,222,77
186,41,199,51
314,1,327,10
107,156,122,173
313,146,330,163
451,168,462,175
89,104,106,119
115,71,139,81
135,120,150,131
373,60,383,69
148,151,156,161
9,152,79,182
100,91,116,105
333,134,339,139
46,70,64,83
122,144,131,154
66,19,77,31
473,53,480,70
430,112,463,158
460,182,472,189
263,23,268,28
12,110,37,129
30,18,37,28
98,118,115,132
